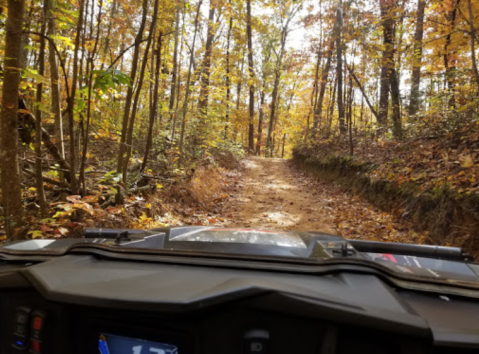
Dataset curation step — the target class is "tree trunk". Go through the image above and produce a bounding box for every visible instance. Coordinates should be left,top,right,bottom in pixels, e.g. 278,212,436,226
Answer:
169,2,181,121
378,0,394,128
225,2,232,138
266,25,289,156
310,44,321,136
46,0,64,160
142,32,163,172
408,0,426,116
246,0,255,152
390,68,402,138
79,0,103,194
327,75,338,136
116,0,148,194
256,80,266,155
197,0,216,131
232,55,244,142
178,0,203,165
35,0,49,217
336,0,346,134
122,0,158,181
67,0,86,194
171,5,185,141
346,64,379,119
467,0,479,90
313,43,333,135
1,0,25,238
444,0,459,109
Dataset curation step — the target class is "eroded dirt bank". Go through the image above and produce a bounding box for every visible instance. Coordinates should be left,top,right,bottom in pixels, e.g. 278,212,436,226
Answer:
221,157,425,243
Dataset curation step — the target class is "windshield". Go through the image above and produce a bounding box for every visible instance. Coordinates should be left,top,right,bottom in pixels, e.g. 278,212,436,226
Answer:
1,0,478,292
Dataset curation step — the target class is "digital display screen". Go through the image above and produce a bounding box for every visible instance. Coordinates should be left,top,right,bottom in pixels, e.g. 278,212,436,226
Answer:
99,333,178,354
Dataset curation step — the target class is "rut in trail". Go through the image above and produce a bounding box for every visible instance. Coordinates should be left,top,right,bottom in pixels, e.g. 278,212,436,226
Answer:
221,157,425,244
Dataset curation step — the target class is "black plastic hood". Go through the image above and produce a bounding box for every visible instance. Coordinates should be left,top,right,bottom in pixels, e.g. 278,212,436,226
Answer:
1,226,479,284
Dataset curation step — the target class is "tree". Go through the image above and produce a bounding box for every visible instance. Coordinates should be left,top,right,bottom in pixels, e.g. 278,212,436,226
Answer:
408,0,426,116
336,0,346,135
1,0,25,238
47,0,64,160
35,0,49,217
116,0,149,198
246,0,255,152
467,0,479,90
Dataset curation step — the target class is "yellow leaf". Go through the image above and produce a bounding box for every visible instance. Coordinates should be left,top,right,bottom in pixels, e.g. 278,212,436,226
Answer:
145,203,152,209
28,230,44,239
459,155,474,168
156,183,163,189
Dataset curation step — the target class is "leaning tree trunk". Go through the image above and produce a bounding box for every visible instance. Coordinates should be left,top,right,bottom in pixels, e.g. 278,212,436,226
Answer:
246,0,255,152
408,0,426,117
1,0,25,238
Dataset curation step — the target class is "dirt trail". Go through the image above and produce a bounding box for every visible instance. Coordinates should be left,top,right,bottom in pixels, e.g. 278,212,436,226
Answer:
221,157,335,232
221,157,424,243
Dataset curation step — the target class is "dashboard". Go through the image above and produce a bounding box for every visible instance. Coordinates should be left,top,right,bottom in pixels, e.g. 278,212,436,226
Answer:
0,254,479,354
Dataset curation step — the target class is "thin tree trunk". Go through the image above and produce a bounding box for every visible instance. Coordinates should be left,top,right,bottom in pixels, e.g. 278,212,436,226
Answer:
467,0,479,90
256,80,266,155
378,0,394,128
408,0,426,116
246,0,255,152
225,3,232,138
390,68,402,138
233,55,244,142
67,0,86,194
79,0,103,194
346,64,379,119
169,1,181,121
116,0,148,193
171,6,185,140
178,0,203,165
196,0,216,146
142,31,162,172
311,44,321,136
444,0,459,109
122,0,158,181
327,75,338,136
1,0,25,238
313,42,333,135
336,0,346,134
46,0,64,160
266,26,289,155
35,0,48,217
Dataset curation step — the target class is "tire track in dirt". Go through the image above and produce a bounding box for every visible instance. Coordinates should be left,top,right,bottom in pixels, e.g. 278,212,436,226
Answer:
222,157,425,243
